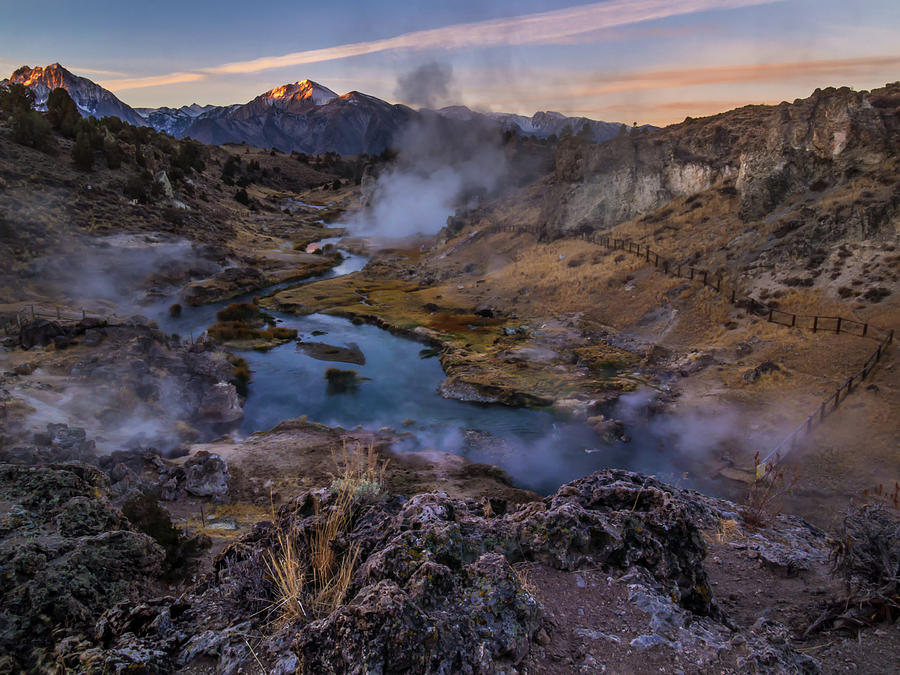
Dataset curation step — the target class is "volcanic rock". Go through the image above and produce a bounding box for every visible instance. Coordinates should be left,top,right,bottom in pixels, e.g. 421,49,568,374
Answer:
196,382,243,423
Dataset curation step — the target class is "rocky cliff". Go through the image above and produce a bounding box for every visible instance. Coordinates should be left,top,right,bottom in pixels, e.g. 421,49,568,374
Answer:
543,83,899,240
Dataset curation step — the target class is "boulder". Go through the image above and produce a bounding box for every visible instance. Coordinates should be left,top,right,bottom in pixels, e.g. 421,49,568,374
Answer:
197,382,243,423
183,451,229,498
19,319,62,349
743,360,781,383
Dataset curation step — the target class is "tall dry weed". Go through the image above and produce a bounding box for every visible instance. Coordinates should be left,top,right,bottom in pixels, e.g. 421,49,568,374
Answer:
330,439,389,497
265,450,373,625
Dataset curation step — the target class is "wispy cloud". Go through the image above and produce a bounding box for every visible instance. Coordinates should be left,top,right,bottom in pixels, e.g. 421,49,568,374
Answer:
69,66,130,77
206,0,775,74
99,0,778,90
480,55,900,106
98,71,207,90
575,55,900,94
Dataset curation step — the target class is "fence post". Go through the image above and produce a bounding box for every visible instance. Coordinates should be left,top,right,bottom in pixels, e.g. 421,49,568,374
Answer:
862,323,868,338
82,308,86,321
701,270,707,285
690,267,695,280
663,260,669,274
730,289,736,304
791,314,796,328
812,316,818,333
835,317,842,334
768,308,774,322
645,247,650,262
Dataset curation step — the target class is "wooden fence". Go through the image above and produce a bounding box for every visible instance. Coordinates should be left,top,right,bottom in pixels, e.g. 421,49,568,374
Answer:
1,304,111,336
485,224,895,476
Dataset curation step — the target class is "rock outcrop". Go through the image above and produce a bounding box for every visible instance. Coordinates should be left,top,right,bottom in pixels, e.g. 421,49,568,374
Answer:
543,84,898,236
0,463,164,671
63,470,825,673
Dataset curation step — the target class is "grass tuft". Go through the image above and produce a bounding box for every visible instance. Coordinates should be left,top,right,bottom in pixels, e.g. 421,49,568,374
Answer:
264,444,385,625
330,439,389,498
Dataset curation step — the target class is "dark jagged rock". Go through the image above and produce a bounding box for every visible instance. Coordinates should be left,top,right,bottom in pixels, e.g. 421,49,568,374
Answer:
74,470,722,672
7,469,831,673
0,463,164,671
19,318,62,348
183,450,229,498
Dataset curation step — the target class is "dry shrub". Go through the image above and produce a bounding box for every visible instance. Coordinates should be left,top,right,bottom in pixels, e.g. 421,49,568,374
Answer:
309,487,360,614
716,518,742,543
265,446,387,626
742,451,798,528
804,501,900,635
330,439,389,498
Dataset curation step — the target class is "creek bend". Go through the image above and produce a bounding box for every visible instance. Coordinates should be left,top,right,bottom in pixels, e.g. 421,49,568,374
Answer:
153,240,731,498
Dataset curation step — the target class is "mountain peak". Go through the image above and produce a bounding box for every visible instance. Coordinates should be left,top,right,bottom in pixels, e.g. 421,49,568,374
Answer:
5,63,146,126
261,79,338,107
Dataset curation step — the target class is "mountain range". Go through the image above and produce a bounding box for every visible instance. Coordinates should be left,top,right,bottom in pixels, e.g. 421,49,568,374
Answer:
3,63,635,155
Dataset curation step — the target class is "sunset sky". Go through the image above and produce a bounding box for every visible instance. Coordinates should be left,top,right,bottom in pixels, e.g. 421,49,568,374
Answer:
1,0,897,125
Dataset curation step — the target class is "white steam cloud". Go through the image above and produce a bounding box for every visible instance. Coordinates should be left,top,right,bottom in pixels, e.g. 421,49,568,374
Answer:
350,109,509,239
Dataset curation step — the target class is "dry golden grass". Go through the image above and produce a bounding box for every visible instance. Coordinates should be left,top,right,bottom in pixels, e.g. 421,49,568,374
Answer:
330,439,389,498
266,522,307,624
266,450,370,625
715,518,743,543
512,561,540,598
266,487,361,624
309,485,360,615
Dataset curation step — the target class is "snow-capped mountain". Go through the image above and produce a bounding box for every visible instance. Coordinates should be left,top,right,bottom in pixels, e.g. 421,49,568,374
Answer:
174,88,416,155
435,106,632,143
4,64,637,155
3,63,147,126
134,103,237,137
252,79,338,111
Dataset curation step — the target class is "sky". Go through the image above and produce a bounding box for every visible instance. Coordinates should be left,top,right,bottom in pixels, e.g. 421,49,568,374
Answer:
0,0,897,125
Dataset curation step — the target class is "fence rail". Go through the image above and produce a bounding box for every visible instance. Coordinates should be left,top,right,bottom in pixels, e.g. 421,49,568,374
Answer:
1,304,111,336
484,223,895,476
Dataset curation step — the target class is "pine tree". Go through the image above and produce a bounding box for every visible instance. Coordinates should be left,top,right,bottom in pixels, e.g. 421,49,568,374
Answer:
46,88,80,137
72,131,94,171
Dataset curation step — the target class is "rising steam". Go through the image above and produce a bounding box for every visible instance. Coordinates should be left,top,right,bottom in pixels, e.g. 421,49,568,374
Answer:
394,61,458,109
350,108,509,239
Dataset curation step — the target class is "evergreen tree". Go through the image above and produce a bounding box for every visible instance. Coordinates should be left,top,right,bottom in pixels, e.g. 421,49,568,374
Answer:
104,138,123,169
10,109,54,152
46,88,80,137
0,82,34,114
72,131,94,171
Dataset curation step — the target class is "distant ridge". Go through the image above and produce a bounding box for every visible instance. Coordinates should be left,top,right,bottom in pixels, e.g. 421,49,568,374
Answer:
3,63,147,126
3,63,640,154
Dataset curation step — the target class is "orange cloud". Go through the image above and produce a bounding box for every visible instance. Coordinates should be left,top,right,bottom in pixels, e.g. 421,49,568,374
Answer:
98,71,207,91
572,55,900,96
480,55,900,107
